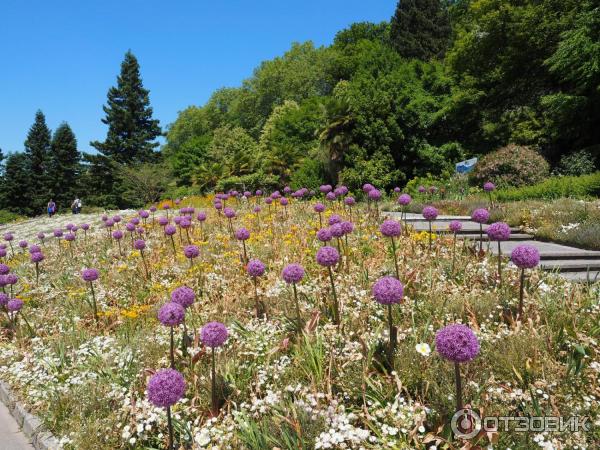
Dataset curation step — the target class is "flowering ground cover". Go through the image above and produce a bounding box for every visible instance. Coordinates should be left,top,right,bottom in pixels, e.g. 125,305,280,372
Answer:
0,191,599,449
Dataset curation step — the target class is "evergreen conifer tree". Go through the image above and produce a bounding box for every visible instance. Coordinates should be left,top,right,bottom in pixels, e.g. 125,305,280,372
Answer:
24,110,52,213
49,122,81,208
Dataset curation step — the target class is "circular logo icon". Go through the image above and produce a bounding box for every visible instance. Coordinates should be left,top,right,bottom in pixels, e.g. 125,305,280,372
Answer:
451,408,481,439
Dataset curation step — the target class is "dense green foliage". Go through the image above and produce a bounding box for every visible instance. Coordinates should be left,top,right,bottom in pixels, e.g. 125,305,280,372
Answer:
164,0,600,193
494,171,600,202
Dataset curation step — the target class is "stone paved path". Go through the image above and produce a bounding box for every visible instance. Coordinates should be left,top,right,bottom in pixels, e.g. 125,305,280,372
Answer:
0,401,33,450
387,212,600,282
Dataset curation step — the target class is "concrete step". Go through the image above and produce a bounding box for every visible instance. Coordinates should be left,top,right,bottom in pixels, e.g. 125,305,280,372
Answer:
540,260,600,272
558,271,600,283
539,252,600,261
459,233,534,241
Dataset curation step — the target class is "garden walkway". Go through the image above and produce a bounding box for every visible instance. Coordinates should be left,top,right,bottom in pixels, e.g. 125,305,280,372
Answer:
387,212,600,283
0,401,33,450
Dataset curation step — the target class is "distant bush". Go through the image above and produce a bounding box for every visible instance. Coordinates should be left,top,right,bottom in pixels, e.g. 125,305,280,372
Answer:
289,158,327,190
495,172,600,201
0,210,24,225
554,149,598,176
216,171,280,192
470,144,550,187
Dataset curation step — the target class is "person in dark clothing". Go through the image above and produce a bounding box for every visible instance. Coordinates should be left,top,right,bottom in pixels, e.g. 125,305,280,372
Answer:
47,199,56,217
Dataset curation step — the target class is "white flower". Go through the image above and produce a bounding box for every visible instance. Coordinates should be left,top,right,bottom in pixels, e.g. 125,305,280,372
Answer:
415,343,431,357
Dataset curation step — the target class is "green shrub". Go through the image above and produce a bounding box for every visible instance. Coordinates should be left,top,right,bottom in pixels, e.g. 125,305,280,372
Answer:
289,158,327,190
0,210,24,225
495,172,600,202
555,149,598,176
470,144,550,187
216,171,280,192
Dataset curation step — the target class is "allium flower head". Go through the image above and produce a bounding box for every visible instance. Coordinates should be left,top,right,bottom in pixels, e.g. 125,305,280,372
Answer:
112,230,123,240
344,196,355,206
150,206,157,212
158,302,185,326
319,185,333,194
328,214,341,225
65,233,76,242
316,246,339,267
147,368,186,408
201,321,229,347
197,212,207,222
316,228,332,242
397,194,412,206
280,197,289,206
81,223,90,231
330,223,344,238
0,248,5,258
171,286,195,308
511,244,540,269
105,219,115,228
7,298,24,312
53,229,63,238
282,263,305,284
37,232,45,240
139,210,150,219
113,215,122,223
253,206,261,213
246,258,266,277
0,293,8,306
471,208,490,224
372,276,404,305
368,189,382,200
18,240,28,248
448,220,463,233
255,189,263,196
134,239,146,250
158,216,169,226
283,186,292,194
362,183,374,193
81,268,99,282
394,187,401,193
183,245,200,259
483,182,496,192
422,206,438,221
164,225,177,236
325,192,336,201
174,216,182,225
265,197,273,205
418,185,426,193
313,203,325,213
31,252,44,263
5,273,18,285
0,264,10,275
235,228,250,241
435,324,480,363
486,222,511,241
380,219,402,237
224,208,236,219
179,218,191,229
126,223,136,232
341,221,354,235
4,233,13,241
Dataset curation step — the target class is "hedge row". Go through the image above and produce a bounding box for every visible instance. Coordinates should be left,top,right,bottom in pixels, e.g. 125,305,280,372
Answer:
494,172,600,201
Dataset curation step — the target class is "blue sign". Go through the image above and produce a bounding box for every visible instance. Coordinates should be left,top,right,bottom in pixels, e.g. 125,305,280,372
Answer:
456,157,478,174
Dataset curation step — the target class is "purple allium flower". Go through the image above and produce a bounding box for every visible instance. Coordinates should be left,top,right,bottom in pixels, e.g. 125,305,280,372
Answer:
244,191,252,197
319,185,333,194
37,232,45,240
316,246,339,267
101,214,108,221
0,293,8,306
136,227,144,235
255,190,263,196
81,268,99,282
150,206,157,212
338,186,349,195
4,233,13,241
282,263,305,284
253,206,261,213
0,248,5,258
113,215,122,223
174,216,182,225
164,225,177,236
328,214,342,225
380,219,402,237
511,244,540,269
214,201,223,210
183,245,200,259
422,206,438,221
105,219,115,228
372,276,404,305
362,183,374,193
71,225,79,232
448,220,463,233
7,298,24,312
313,203,325,213
126,223,136,232
18,240,28,249
112,230,123,240
175,198,181,205
330,223,344,238
81,223,90,231
53,229,63,238
483,182,496,192
179,218,191,229
333,187,344,197
30,252,44,263
418,185,426,193
368,189,382,201
265,197,273,205
158,216,169,226
397,194,412,206
147,368,186,408
429,186,437,194
235,228,250,241
201,321,229,348
64,233,76,242
0,264,9,275
197,211,207,222
139,210,150,219
158,302,185,326
325,192,336,201
66,223,74,231
280,197,289,206
246,258,266,277
471,208,490,224
316,228,332,242
341,221,354,235
134,239,146,251
283,186,292,194
5,273,18,285
394,187,401,193
0,275,7,287
435,324,480,363
486,222,511,241
344,196,356,206
224,207,236,219
163,204,171,210
171,286,195,308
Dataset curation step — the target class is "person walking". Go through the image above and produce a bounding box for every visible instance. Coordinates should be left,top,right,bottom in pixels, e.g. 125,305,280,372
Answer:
47,199,56,217
71,197,82,214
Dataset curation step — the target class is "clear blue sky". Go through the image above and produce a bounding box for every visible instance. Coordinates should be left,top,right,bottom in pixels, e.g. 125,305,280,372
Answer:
0,0,395,154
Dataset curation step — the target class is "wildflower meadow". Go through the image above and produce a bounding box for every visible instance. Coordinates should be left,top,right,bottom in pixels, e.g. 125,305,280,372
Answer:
0,187,598,450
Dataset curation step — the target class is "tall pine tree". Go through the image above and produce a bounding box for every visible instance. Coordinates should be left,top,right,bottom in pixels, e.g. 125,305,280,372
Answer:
390,0,451,60
3,153,33,215
49,122,81,208
91,51,162,164
24,110,52,214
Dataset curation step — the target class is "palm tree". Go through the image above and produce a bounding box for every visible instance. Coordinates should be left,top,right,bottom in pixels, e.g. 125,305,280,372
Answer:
317,98,354,184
